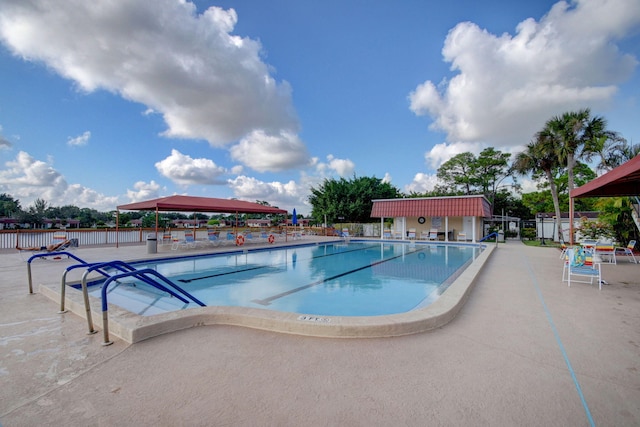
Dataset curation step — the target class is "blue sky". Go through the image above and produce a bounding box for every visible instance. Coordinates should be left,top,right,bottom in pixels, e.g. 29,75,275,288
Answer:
1,0,639,216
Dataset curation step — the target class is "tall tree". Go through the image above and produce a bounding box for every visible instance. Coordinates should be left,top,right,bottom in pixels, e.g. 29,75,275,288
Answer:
475,147,513,207
597,138,639,171
545,109,613,241
0,193,21,217
309,176,401,224
513,134,564,240
436,152,477,194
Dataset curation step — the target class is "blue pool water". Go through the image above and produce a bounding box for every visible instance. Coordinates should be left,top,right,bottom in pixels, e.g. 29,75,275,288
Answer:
90,241,482,317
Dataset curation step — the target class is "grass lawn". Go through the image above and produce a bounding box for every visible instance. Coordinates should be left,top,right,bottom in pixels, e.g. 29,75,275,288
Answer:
521,239,561,248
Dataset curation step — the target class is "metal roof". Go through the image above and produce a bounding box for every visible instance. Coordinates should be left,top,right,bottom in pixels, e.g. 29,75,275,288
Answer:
370,195,492,218
571,155,640,198
117,195,287,215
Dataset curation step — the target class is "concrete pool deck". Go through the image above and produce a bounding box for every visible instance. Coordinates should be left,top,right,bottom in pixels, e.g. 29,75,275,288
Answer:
1,238,639,425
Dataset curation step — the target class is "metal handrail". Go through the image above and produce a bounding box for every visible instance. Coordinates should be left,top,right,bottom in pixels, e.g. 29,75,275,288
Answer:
100,269,207,345
479,232,500,244
75,260,205,337
26,251,88,294
60,262,114,313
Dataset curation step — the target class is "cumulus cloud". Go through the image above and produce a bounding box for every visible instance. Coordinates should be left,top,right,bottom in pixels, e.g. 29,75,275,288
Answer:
155,149,227,185
0,0,299,147
425,141,484,169
0,134,11,150
0,151,64,187
0,151,118,210
311,154,356,178
229,130,310,172
0,126,11,150
227,175,302,211
67,130,90,147
410,0,640,163
404,173,440,194
126,180,162,203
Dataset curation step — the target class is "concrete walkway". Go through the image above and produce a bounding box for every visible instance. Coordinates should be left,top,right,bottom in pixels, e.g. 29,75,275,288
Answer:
1,240,639,426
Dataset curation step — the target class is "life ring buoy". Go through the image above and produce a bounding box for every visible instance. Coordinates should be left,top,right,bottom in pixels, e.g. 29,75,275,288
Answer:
236,235,245,246
268,234,275,244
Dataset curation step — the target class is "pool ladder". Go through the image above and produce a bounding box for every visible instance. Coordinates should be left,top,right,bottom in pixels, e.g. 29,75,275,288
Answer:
27,253,205,346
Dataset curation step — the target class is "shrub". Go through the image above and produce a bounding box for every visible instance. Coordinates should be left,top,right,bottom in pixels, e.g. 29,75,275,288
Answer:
521,228,536,240
575,216,614,241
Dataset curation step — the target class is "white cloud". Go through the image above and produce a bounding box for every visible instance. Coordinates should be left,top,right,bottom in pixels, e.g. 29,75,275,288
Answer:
126,180,162,203
425,141,483,169
409,0,640,152
230,130,310,172
67,130,90,147
325,155,355,177
155,149,227,185
404,173,440,194
311,154,356,178
227,175,302,212
0,151,64,187
0,0,300,146
0,151,118,210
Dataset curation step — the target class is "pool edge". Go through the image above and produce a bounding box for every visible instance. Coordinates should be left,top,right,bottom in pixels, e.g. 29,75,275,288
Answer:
39,243,496,342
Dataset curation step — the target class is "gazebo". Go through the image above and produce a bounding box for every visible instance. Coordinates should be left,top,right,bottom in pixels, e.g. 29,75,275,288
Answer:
570,155,640,244
116,195,287,247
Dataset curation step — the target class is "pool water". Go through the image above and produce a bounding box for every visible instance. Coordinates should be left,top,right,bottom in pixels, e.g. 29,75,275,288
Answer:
91,242,482,317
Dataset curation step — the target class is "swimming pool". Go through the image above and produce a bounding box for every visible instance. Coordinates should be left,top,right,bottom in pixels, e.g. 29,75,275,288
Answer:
89,241,483,317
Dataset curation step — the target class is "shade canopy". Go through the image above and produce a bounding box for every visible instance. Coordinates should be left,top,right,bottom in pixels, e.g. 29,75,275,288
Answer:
117,195,287,215
571,155,640,198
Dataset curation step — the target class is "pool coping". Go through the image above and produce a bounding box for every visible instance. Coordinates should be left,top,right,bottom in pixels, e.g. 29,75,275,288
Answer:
39,241,496,342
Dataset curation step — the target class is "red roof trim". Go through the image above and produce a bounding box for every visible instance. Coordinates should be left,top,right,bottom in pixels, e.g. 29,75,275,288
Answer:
370,196,492,218
117,195,287,214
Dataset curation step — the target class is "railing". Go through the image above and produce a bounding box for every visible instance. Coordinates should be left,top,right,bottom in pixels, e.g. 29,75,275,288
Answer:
99,268,206,345
479,232,500,244
1,226,334,251
26,251,88,294
73,260,205,342
3,228,147,250
27,252,206,345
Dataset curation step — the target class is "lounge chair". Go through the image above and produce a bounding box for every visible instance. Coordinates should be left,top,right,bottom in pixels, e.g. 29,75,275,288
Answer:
595,242,616,264
207,230,220,246
244,231,256,244
428,228,438,241
383,229,392,239
457,232,466,242
614,240,637,263
172,231,199,250
407,228,416,240
563,247,603,290
159,232,173,246
17,238,73,253
342,228,350,238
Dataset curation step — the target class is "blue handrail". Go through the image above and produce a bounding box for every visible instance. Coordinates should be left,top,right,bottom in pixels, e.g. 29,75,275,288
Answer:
81,261,194,305
479,232,499,242
100,269,206,345
27,251,88,294
59,261,112,313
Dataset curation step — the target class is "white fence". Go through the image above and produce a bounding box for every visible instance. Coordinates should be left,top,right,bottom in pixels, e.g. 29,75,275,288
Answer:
0,229,148,250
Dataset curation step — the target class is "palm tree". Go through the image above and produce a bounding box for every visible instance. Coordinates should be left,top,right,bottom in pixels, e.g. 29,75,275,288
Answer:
545,109,612,242
513,134,564,241
598,138,639,171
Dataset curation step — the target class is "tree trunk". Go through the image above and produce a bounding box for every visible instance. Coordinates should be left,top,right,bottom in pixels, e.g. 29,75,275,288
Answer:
545,169,563,242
